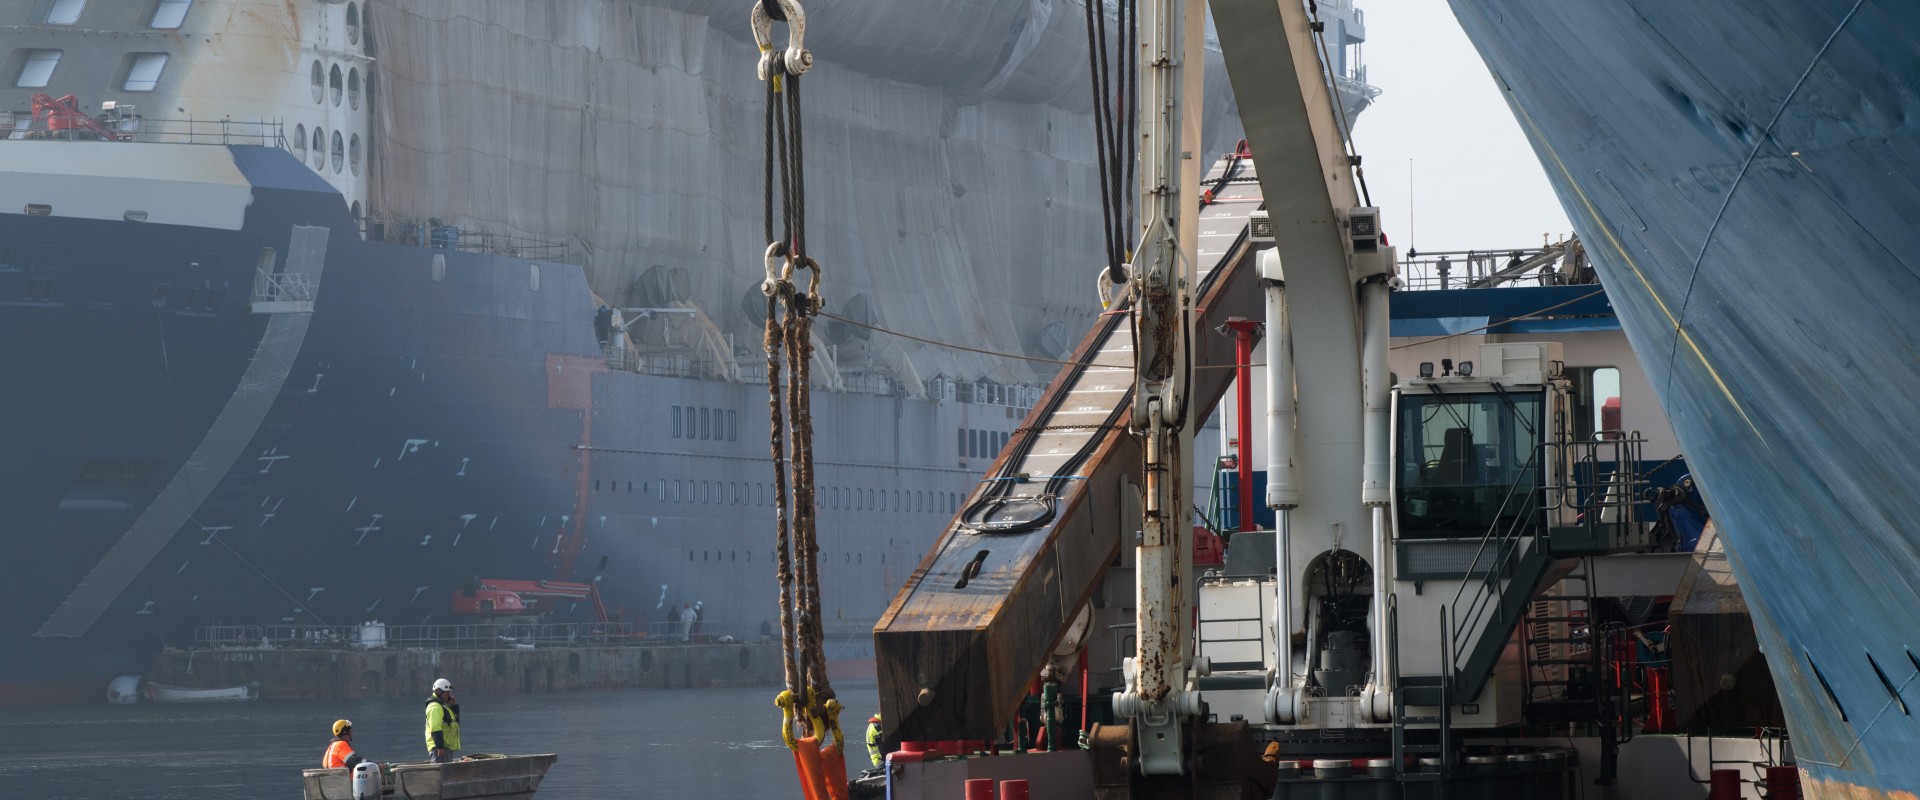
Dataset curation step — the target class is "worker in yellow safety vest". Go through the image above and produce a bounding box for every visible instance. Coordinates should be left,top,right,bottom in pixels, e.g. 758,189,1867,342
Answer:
424,678,462,763
866,714,883,767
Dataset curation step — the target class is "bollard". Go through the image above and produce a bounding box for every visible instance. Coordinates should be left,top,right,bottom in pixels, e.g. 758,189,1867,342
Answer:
1765,766,1801,800
1709,769,1742,800
1001,779,1030,800
964,777,996,800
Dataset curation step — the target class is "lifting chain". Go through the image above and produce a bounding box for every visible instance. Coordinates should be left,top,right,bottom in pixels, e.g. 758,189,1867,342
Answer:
757,0,843,761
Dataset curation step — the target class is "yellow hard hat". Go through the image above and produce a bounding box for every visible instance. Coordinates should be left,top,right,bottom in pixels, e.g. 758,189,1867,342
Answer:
333,719,353,736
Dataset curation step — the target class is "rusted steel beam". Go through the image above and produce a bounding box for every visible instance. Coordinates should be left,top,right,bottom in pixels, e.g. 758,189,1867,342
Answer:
874,196,1265,743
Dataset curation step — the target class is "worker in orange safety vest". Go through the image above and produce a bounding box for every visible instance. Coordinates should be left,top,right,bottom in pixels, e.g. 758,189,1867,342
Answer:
323,719,366,769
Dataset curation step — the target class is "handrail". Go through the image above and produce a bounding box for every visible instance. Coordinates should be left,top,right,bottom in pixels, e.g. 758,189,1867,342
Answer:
1445,432,1654,672
5,116,287,147
192,620,771,650
1444,443,1548,668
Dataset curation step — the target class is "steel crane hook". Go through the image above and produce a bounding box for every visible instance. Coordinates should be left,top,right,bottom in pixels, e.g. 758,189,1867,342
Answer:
751,0,813,81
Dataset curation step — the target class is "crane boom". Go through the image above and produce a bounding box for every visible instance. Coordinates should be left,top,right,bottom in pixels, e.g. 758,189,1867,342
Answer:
1109,0,1209,777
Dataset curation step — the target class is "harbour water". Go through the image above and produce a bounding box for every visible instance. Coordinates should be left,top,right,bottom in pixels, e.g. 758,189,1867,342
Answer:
0,681,880,800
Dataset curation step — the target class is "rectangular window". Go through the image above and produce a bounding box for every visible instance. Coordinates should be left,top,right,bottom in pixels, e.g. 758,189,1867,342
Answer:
957,428,967,457
727,410,738,442
671,407,681,438
151,0,192,29
700,408,710,440
17,50,62,89
47,0,87,25
124,53,169,92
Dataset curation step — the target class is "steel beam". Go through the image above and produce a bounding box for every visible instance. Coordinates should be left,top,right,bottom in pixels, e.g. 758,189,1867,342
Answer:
874,169,1266,742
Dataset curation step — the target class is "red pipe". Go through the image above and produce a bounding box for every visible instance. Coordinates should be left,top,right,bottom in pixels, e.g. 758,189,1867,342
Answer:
1079,649,1089,733
1226,319,1260,531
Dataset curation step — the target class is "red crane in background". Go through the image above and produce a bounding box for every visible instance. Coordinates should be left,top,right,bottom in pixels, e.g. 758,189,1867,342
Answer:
450,555,620,625
29,94,128,141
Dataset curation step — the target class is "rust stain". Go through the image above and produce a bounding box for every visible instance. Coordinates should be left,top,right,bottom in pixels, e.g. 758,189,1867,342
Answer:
546,354,607,580
282,0,300,42
1801,774,1920,800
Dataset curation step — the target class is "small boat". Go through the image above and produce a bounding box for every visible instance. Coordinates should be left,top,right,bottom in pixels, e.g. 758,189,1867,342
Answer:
302,754,558,800
142,681,259,703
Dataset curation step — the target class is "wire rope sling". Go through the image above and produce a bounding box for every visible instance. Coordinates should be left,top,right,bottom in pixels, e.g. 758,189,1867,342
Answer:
753,3,845,799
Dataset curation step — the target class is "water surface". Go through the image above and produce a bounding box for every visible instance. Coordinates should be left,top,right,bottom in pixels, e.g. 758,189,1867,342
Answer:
0,681,879,800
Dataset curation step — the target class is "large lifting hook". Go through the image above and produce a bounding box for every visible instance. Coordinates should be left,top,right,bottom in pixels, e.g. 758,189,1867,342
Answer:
751,0,814,81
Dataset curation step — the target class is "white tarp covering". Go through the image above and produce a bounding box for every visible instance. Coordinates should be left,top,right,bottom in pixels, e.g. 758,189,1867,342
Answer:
368,0,1244,383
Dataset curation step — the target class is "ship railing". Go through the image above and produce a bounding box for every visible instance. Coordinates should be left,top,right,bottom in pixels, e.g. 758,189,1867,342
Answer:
839,372,897,397
359,215,571,261
252,269,316,313
194,621,774,650
603,346,734,382
927,376,1042,412
1399,241,1595,291
3,114,287,148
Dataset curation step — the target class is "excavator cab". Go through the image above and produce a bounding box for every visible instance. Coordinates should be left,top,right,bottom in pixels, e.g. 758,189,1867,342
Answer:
1393,343,1569,540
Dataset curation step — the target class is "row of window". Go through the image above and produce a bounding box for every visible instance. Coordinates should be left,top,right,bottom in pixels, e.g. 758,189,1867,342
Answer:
672,406,737,442
43,0,190,29
962,428,1011,459
589,477,964,517
688,549,884,565
290,125,361,176
13,50,168,92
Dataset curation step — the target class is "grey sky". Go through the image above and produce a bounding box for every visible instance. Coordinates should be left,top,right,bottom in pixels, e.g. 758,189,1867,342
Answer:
1346,0,1573,253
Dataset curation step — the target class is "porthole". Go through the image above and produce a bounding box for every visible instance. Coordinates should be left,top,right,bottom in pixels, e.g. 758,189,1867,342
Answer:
293,124,307,159
331,131,344,174
346,2,362,45
349,134,362,176
310,60,324,103
329,64,343,107
349,201,362,221
311,128,325,169
348,68,361,109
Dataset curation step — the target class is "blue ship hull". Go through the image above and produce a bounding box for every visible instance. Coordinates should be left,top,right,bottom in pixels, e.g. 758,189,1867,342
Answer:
0,145,988,705
1448,1,1920,795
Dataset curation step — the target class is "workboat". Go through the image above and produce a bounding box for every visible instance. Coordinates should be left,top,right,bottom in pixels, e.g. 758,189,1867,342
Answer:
302,754,556,800
142,681,259,703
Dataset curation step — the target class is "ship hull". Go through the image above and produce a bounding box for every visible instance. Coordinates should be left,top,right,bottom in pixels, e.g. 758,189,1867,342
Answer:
1449,0,1920,794
0,145,1009,704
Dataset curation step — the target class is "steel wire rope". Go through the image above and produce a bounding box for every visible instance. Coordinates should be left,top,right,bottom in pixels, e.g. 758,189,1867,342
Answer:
1306,0,1374,208
757,12,839,752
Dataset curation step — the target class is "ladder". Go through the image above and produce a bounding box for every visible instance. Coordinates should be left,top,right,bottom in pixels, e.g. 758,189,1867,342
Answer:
1391,597,1453,788
1518,558,1628,784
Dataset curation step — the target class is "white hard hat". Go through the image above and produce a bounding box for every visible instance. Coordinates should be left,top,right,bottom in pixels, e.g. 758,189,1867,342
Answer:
432,678,453,692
